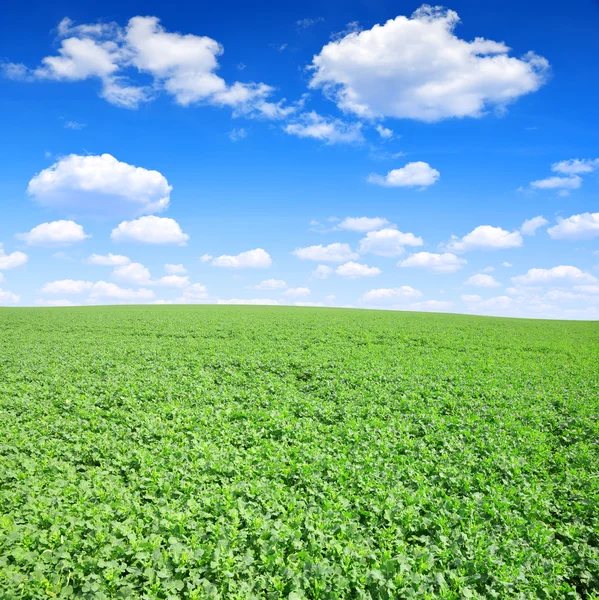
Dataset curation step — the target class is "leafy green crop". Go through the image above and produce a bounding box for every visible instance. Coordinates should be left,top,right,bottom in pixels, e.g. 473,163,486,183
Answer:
1,306,598,599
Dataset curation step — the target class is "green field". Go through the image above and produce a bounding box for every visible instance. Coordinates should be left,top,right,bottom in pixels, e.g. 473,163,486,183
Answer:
1,306,598,599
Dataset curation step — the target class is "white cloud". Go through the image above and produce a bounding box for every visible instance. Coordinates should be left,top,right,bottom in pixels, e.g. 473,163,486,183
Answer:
574,285,599,294
200,254,213,263
530,175,581,191
0,289,20,305
361,286,423,303
37,299,77,307
480,266,495,273
521,215,548,236
256,278,286,290
27,154,172,216
409,300,454,312
111,262,190,288
544,290,586,302
284,111,363,144
112,262,152,285
294,301,325,307
88,281,155,300
398,251,466,273
296,17,324,29
547,212,599,240
212,248,272,268
0,245,28,270
512,266,597,286
335,261,381,278
463,294,513,312
338,216,389,232
228,128,247,141
502,262,513,267
309,5,548,121
283,287,311,297
111,216,189,245
41,279,93,294
551,158,599,175
464,273,501,288
64,120,85,130
293,243,358,262
359,228,423,257
181,283,208,300
375,125,394,139
368,162,439,187
87,253,131,266
164,263,187,275
16,220,89,246
446,225,523,253
312,265,333,279
9,16,291,117
154,275,190,288
218,298,280,305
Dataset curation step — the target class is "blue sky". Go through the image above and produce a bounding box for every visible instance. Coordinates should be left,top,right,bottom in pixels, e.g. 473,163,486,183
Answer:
1,0,598,317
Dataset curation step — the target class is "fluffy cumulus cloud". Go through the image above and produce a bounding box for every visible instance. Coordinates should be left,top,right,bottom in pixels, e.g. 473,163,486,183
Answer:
312,265,333,279
0,288,20,305
547,212,599,240
41,279,93,294
309,5,548,122
375,125,394,140
398,251,466,273
283,111,363,144
5,16,291,117
164,263,187,275
37,299,77,307
446,225,522,252
528,158,599,195
110,262,191,288
521,215,548,236
512,266,597,286
27,154,172,217
111,216,189,245
112,262,152,285
462,294,513,313
282,287,311,298
88,281,155,301
464,273,501,288
0,245,28,270
218,298,280,305
199,254,213,263
361,286,423,303
87,253,131,266
338,217,389,232
409,300,454,312
335,261,381,278
255,278,286,290
16,220,89,246
212,248,272,268
293,243,358,263
358,228,423,257
181,283,209,301
368,162,439,188
154,275,190,288
551,158,599,175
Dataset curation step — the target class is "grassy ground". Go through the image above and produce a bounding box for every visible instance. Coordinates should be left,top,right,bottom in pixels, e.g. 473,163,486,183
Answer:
0,306,598,599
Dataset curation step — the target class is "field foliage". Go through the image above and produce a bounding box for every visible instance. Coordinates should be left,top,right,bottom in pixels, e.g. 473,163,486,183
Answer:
1,306,598,599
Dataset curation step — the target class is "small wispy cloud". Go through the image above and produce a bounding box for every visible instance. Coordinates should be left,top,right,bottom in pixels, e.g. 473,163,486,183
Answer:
296,17,324,30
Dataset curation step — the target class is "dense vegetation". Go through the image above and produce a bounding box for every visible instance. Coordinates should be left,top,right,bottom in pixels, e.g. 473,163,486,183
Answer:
0,306,598,599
